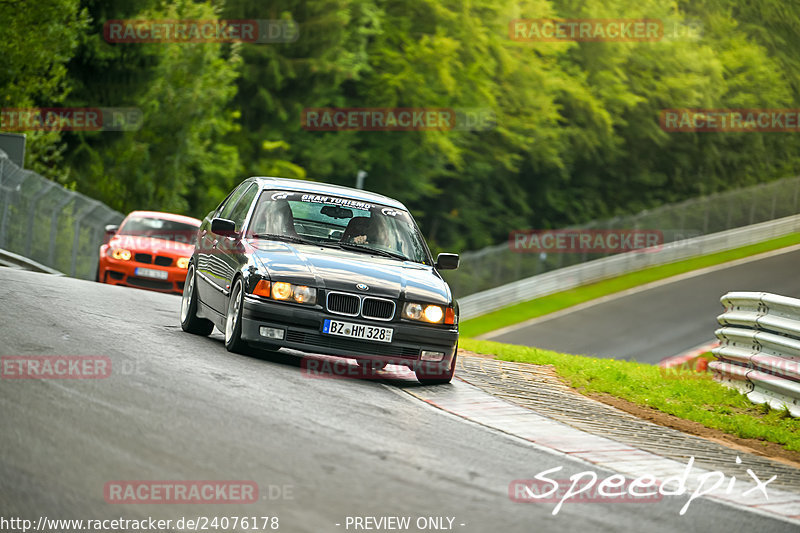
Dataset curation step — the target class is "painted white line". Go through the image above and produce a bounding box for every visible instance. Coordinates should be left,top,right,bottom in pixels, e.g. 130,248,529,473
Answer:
479,243,800,340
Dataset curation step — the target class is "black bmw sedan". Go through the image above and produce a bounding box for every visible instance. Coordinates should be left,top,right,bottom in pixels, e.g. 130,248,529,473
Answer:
180,177,460,384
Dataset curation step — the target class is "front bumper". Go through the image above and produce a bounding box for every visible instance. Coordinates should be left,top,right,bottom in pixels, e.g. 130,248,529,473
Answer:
99,256,188,295
240,296,458,367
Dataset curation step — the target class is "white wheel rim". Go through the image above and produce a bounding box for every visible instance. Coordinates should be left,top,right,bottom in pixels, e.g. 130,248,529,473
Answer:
225,283,241,343
180,266,194,323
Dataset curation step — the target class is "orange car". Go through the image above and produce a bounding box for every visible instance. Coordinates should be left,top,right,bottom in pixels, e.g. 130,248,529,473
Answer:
98,211,201,294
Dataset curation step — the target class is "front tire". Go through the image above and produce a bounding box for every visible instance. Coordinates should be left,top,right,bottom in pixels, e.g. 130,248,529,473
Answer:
224,278,249,353
180,264,214,336
415,354,457,385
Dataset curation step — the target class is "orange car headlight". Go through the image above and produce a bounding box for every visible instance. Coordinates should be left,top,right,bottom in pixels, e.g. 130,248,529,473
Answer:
177,257,190,269
403,302,454,324
271,282,293,300
111,248,132,261
260,281,316,305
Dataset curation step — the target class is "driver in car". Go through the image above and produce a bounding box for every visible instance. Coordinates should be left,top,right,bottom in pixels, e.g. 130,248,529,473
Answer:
343,215,390,247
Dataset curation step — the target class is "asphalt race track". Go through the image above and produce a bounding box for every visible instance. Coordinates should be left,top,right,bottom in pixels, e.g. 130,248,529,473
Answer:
0,267,797,532
484,247,800,363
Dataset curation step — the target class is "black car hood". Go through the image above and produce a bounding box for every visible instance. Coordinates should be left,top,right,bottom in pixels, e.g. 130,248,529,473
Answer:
248,240,452,305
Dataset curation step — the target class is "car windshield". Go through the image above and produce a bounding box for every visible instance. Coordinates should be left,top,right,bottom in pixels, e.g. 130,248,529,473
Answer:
247,190,431,264
118,216,198,243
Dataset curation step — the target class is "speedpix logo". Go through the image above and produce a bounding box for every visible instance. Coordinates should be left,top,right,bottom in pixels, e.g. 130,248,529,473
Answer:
510,457,776,516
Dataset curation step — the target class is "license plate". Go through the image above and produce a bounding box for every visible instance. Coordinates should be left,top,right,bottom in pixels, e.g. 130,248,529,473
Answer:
322,319,393,343
134,267,168,280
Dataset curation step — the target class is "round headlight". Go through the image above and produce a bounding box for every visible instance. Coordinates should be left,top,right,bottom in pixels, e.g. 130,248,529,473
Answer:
423,305,444,323
272,282,293,300
112,248,131,261
403,303,423,320
177,257,190,269
292,285,316,304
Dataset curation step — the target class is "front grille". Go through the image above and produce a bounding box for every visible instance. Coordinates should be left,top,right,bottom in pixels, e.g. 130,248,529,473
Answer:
134,253,152,264
286,330,418,358
127,277,173,291
154,255,172,267
361,297,395,320
327,292,360,316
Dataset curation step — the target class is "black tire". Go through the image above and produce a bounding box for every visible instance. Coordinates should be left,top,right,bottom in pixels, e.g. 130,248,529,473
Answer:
224,278,249,353
415,354,457,385
180,264,214,336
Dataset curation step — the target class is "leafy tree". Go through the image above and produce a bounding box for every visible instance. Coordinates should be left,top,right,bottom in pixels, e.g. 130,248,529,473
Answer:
65,0,243,216
0,0,89,180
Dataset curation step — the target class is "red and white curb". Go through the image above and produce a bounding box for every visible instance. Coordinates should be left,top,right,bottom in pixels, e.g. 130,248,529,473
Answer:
659,340,720,368
401,378,800,523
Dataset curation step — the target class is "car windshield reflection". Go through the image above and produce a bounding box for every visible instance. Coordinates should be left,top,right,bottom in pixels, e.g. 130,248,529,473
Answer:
246,191,430,265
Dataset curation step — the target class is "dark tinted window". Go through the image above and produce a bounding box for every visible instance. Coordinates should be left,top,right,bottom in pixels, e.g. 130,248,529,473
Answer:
228,184,259,231
218,182,251,220
118,216,198,243
247,190,431,264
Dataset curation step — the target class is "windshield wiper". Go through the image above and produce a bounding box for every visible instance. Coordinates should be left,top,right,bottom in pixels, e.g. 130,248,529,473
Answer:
336,242,409,261
251,233,315,245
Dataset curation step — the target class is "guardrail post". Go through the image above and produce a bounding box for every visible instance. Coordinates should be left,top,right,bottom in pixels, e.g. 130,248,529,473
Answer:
25,181,55,257
47,194,75,266
70,201,102,278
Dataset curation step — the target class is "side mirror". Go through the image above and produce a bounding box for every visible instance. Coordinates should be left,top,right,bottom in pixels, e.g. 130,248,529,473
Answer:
103,224,119,245
211,217,237,237
435,253,459,270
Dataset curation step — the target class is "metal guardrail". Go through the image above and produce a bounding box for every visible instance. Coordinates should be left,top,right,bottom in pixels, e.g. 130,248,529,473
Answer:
0,151,124,279
0,247,64,275
457,214,800,320
444,175,800,299
711,292,800,417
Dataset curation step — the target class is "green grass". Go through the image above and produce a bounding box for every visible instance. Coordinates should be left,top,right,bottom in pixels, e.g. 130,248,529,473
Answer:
461,338,800,452
460,233,800,338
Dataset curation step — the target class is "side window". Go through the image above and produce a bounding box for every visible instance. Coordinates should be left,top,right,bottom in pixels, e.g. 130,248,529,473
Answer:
227,184,259,231
218,182,250,220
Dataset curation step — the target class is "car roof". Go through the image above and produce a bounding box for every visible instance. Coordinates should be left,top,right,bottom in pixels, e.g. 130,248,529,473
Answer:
248,177,408,210
126,211,202,226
